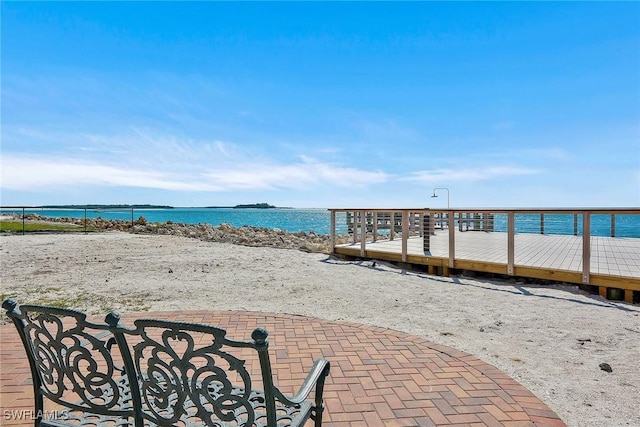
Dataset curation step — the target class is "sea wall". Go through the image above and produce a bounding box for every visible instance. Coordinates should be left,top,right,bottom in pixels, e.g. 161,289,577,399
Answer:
12,214,350,254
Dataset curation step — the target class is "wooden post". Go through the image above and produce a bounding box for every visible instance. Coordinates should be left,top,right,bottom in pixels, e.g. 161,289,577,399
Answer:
352,211,357,244
360,210,366,257
373,212,378,241
624,290,634,304
330,210,336,253
507,212,515,275
582,212,591,284
448,211,455,268
390,211,395,241
430,212,435,236
402,210,408,262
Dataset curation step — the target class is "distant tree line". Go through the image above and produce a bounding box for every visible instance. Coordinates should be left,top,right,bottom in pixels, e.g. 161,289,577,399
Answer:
233,203,276,209
42,204,174,209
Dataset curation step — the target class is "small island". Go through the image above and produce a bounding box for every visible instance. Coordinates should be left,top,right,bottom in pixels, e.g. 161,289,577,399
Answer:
205,203,289,209
233,203,276,209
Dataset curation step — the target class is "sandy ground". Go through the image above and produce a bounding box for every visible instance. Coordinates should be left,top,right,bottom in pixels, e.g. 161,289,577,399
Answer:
1,232,639,427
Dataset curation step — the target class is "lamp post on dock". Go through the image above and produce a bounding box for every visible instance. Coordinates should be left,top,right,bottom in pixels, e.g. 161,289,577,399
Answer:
431,187,450,209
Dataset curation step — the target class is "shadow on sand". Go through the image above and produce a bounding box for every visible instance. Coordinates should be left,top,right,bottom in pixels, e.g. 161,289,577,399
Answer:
321,255,639,313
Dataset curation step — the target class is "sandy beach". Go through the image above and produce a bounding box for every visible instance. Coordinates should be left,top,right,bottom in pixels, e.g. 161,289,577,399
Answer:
1,232,638,427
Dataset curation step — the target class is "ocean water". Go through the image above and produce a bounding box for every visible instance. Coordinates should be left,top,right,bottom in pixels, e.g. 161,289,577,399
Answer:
2,208,638,238
491,213,639,238
2,208,342,234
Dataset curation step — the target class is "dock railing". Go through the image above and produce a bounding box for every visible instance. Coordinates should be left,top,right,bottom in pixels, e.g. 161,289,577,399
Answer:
329,208,640,303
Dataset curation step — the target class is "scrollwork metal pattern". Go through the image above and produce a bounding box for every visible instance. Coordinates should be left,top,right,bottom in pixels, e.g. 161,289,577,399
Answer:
19,307,130,414
4,300,322,427
133,323,261,426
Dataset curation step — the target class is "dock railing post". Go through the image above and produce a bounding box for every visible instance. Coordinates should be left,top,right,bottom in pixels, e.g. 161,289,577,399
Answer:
430,212,435,236
423,210,430,252
373,211,378,241
448,210,455,268
330,210,335,253
582,212,591,284
360,210,366,257
390,211,395,241
352,211,357,244
401,210,408,262
507,212,515,275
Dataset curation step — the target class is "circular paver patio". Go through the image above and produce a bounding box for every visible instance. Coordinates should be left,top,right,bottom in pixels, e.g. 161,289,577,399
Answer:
0,310,564,426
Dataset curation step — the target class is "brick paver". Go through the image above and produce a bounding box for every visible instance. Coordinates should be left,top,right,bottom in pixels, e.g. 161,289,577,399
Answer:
0,310,564,426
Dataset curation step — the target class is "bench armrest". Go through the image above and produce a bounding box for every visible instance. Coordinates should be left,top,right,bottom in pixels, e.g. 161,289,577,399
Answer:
274,358,330,406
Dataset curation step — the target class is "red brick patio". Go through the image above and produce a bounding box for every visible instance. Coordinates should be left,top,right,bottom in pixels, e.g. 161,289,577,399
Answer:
0,310,564,426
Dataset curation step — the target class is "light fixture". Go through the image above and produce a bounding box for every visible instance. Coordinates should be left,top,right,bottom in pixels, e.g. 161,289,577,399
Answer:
431,187,450,209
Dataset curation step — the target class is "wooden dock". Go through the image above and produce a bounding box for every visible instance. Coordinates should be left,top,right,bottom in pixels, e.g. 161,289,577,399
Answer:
330,208,640,303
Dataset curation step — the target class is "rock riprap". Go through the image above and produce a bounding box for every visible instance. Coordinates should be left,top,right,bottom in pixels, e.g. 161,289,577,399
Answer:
11,214,350,253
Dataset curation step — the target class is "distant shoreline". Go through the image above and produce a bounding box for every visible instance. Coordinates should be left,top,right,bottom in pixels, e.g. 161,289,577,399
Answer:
32,203,292,210
40,204,174,209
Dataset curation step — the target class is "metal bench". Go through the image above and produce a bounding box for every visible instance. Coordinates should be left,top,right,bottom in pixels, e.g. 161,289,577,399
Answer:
3,299,330,426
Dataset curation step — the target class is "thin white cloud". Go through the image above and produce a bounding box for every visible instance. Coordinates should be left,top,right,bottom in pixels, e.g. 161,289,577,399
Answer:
1,156,225,192
2,125,536,198
3,126,393,194
205,157,389,190
1,154,389,193
404,166,539,184
52,129,242,171
215,141,234,158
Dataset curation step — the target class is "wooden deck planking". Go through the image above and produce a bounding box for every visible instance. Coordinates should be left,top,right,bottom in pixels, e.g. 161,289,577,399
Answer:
337,231,640,280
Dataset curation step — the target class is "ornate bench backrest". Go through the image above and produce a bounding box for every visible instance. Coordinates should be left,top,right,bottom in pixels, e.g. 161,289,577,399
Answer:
2,300,135,422
5,300,329,427
106,316,282,426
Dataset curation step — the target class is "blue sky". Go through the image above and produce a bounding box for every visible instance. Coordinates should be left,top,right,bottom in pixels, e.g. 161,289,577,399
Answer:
2,2,639,208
